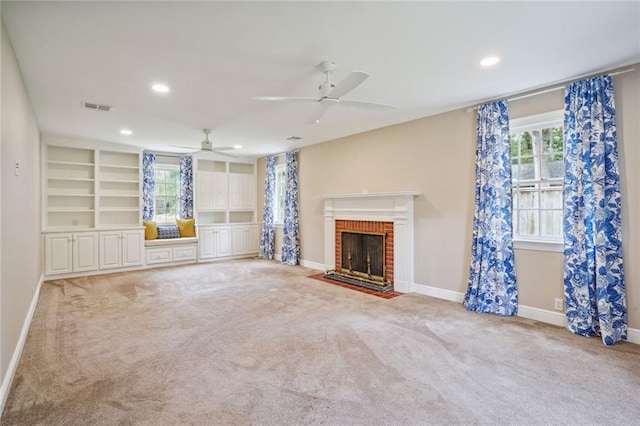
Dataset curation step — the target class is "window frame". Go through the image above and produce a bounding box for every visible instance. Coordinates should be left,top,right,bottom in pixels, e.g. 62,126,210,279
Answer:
273,163,286,226
510,110,564,253
153,164,181,225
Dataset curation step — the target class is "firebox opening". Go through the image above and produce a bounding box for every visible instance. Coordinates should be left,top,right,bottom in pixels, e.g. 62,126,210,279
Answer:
325,229,393,293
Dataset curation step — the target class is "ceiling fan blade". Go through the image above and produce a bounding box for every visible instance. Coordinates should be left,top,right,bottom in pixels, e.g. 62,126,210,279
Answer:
211,146,235,151
328,71,369,99
211,149,237,158
307,103,330,124
339,99,397,110
169,145,199,151
253,96,320,103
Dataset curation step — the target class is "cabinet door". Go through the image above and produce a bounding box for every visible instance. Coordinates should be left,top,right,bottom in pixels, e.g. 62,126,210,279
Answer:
199,227,216,259
122,230,144,267
196,171,214,210
212,172,229,210
216,226,232,257
242,175,256,209
45,233,73,275
73,233,98,272
246,225,259,254
232,226,246,255
99,232,122,269
228,174,243,210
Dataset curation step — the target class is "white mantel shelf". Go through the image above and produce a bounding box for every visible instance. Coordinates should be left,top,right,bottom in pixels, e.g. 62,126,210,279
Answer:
317,191,420,199
321,191,418,294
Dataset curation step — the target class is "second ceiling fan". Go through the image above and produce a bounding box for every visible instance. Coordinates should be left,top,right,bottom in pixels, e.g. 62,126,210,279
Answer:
254,60,396,124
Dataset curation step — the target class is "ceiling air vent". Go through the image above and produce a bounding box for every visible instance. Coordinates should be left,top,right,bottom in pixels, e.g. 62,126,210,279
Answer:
286,136,302,141
81,101,112,112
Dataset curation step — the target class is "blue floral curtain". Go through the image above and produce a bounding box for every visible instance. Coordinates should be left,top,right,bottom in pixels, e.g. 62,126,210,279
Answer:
463,100,518,316
259,156,277,260
281,151,300,265
563,75,626,345
142,153,156,221
179,156,194,219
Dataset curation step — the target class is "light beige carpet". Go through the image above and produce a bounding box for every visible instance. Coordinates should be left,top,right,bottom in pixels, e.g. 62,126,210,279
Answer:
3,259,640,425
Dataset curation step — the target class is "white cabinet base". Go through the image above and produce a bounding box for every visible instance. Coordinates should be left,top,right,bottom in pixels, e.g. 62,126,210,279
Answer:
146,244,198,266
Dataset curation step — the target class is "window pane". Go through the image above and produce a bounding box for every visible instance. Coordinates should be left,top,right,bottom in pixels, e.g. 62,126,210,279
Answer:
517,188,538,208
510,134,519,158
519,132,533,156
540,188,562,209
518,210,538,236
541,211,562,237
519,157,534,179
541,154,563,179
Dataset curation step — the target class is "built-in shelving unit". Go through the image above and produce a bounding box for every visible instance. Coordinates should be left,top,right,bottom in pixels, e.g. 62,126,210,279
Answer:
46,146,96,229
98,150,141,228
44,145,141,231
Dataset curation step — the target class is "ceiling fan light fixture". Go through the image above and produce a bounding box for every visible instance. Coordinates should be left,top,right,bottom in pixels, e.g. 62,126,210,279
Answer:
120,129,132,135
233,144,242,149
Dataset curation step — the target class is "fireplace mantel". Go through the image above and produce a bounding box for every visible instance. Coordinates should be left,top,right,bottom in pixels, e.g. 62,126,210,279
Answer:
321,191,419,293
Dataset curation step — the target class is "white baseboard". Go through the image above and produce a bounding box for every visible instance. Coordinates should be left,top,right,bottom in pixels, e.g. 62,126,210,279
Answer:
517,305,567,326
411,282,639,345
299,259,327,272
274,253,281,262
0,274,44,412
412,283,465,303
626,327,640,345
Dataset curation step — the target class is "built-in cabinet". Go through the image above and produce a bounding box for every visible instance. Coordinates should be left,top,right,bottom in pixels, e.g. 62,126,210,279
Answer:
232,225,259,255
198,223,258,261
99,230,144,270
199,225,232,260
44,231,99,275
43,141,144,278
43,139,260,278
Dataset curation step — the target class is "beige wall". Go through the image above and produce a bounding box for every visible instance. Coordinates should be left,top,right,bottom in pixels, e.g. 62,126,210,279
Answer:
1,20,42,380
258,65,640,328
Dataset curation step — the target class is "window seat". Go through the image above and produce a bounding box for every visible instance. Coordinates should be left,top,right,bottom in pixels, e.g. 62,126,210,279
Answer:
145,237,198,247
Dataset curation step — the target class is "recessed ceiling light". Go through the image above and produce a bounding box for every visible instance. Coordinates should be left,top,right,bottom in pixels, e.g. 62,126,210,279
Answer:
152,83,170,93
120,129,132,135
233,144,242,149
480,56,500,67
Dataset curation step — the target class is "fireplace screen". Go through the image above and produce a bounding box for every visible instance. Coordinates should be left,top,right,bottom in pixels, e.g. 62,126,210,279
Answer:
340,231,385,280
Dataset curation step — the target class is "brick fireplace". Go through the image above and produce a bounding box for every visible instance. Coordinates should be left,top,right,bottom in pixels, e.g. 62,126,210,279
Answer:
335,220,394,284
320,191,419,293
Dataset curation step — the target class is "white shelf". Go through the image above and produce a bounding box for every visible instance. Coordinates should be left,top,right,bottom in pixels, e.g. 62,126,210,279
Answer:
100,164,139,170
100,208,139,212
48,177,95,182
48,161,94,167
48,193,95,197
100,179,140,184
100,194,139,198
48,208,95,212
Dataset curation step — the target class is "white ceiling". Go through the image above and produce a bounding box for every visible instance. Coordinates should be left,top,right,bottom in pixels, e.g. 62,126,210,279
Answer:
3,1,639,158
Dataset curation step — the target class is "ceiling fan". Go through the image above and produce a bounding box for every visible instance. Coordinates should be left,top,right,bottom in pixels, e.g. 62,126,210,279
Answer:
254,60,397,124
172,129,237,157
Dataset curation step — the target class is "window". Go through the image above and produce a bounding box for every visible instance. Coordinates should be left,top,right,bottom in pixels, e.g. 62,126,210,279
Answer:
273,164,286,225
154,166,180,223
510,111,564,246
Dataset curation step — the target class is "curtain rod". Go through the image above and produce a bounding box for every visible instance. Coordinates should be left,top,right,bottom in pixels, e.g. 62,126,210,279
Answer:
466,67,635,113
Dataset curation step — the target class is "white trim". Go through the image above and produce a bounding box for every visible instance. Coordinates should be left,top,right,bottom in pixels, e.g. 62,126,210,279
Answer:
0,275,45,412
412,283,465,303
299,259,327,272
514,239,563,253
317,191,420,199
274,253,282,262
510,110,564,133
627,328,640,345
517,305,566,326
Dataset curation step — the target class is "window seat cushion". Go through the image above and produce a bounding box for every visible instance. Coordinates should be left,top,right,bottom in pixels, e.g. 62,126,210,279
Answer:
145,237,198,247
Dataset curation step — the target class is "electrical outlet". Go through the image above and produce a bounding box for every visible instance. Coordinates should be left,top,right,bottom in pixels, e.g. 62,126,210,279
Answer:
554,298,564,311
14,161,20,176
